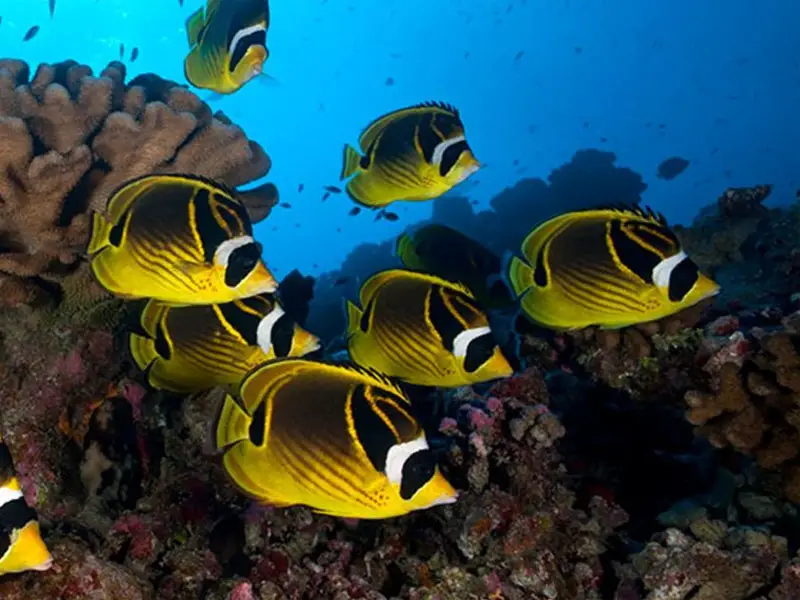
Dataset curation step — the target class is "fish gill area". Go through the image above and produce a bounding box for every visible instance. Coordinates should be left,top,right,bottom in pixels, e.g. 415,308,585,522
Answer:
0,58,799,600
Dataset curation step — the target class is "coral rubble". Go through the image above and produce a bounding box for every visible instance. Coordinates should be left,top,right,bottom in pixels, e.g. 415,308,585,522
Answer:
0,58,278,309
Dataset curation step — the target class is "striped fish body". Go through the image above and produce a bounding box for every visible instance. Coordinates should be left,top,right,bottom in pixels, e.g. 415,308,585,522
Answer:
507,206,721,330
184,0,269,94
346,269,513,387
0,438,52,576
88,174,276,305
129,294,320,394
214,359,457,519
340,102,480,208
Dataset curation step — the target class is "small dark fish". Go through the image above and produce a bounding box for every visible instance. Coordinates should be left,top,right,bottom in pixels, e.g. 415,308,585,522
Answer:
179,0,184,5
0,17,3,26
119,44,125,59
321,192,331,202
49,0,56,18
385,77,394,86
514,51,524,62
334,277,349,286
600,137,607,142
298,184,304,193
23,25,39,42
348,207,361,216
512,159,519,166
574,46,583,54
657,157,690,180
464,51,470,59
279,202,291,208
383,211,399,222
130,47,139,62
324,185,342,194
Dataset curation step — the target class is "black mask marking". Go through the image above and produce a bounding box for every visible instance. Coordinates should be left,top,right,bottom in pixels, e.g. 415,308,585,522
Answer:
427,286,463,351
463,332,496,373
217,301,260,345
350,385,397,473
248,400,267,447
608,220,660,283
225,242,262,288
154,322,172,359
417,114,440,164
439,140,469,177
270,313,294,357
400,450,436,500
667,257,700,302
229,30,266,73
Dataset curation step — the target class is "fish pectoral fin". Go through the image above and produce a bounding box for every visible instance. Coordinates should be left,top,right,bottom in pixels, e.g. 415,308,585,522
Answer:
185,7,207,46
506,254,534,298
341,144,363,180
215,394,252,450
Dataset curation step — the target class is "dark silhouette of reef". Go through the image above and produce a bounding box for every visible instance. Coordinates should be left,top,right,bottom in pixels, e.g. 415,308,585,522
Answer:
301,148,648,343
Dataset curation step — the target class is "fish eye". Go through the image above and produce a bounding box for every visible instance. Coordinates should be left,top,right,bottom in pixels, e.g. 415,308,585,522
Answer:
399,450,436,500
225,242,262,287
463,332,496,373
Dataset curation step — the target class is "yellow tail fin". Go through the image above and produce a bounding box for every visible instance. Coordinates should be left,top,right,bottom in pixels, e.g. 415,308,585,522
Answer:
87,212,111,255
138,300,168,338
507,256,535,298
185,7,206,46
394,233,413,263
128,332,158,374
345,300,363,333
215,394,252,450
341,144,363,180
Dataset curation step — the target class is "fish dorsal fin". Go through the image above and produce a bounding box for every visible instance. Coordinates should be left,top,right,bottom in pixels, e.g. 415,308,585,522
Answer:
358,101,460,152
583,203,669,227
103,174,159,223
520,211,580,261
239,358,409,406
358,268,475,308
185,6,208,46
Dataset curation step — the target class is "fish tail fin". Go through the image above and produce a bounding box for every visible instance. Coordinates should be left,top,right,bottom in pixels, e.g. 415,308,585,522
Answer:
215,394,252,450
341,144,363,180
345,300,363,332
185,7,206,46
394,232,413,261
1,520,53,574
128,332,158,374
87,212,111,255
506,253,534,298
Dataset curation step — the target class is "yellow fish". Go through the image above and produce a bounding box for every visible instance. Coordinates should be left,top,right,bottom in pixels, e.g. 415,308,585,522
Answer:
396,224,513,309
129,294,320,394
88,174,277,305
507,205,721,330
0,436,53,576
184,0,270,95
215,358,458,519
346,269,513,387
340,102,480,208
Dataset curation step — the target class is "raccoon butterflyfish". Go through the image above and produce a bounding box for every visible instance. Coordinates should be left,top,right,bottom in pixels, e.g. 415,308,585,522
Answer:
184,0,270,95
0,435,53,576
215,358,458,519
506,205,721,330
345,269,513,387
340,102,481,208
88,174,277,305
396,224,514,309
129,294,320,393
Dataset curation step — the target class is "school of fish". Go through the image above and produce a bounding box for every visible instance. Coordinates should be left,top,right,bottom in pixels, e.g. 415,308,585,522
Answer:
1,0,723,574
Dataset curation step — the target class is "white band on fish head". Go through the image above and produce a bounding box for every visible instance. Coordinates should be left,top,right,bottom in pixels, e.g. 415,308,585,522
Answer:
652,251,688,289
228,23,267,58
432,135,465,167
452,326,491,358
256,304,286,354
0,486,23,507
214,235,256,268
384,436,429,485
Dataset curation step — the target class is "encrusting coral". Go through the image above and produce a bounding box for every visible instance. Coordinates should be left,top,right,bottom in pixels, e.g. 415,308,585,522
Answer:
0,58,278,309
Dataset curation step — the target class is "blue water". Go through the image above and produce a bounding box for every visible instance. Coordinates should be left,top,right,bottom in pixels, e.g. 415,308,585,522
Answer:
2,0,798,280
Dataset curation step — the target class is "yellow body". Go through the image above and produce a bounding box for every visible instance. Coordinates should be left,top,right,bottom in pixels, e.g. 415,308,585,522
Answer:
507,206,721,330
183,0,270,95
346,269,513,387
88,174,276,305
215,359,458,519
340,102,480,208
129,296,320,393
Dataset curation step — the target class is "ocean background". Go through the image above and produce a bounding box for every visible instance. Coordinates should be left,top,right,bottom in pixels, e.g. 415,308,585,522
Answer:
1,0,798,280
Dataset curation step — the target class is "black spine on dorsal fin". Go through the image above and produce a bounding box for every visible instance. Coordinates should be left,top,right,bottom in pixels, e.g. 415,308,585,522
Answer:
413,101,459,117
